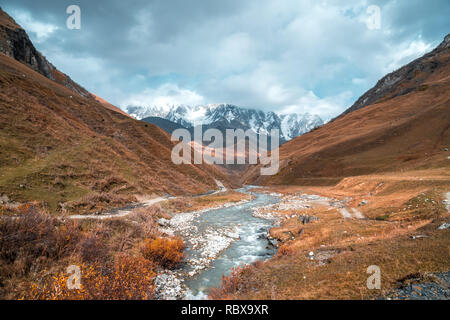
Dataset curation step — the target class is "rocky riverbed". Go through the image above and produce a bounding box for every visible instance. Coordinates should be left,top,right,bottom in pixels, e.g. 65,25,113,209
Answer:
155,187,281,299
153,188,376,300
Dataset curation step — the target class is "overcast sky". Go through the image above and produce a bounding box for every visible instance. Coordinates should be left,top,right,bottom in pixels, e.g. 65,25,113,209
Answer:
1,0,449,119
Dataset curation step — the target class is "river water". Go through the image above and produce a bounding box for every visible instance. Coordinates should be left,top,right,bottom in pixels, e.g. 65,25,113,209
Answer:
182,187,280,299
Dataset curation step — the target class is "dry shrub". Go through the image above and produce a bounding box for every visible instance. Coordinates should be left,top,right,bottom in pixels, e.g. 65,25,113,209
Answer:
128,206,162,239
67,192,136,213
77,234,109,263
208,267,245,300
0,202,177,299
0,204,80,277
141,237,185,269
30,254,156,300
165,197,192,212
0,205,82,298
276,244,295,256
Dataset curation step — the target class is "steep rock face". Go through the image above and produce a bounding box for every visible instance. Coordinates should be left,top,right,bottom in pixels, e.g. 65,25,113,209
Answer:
0,7,91,98
341,34,450,117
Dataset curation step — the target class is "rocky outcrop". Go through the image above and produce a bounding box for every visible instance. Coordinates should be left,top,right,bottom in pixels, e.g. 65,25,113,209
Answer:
0,7,92,98
339,34,450,117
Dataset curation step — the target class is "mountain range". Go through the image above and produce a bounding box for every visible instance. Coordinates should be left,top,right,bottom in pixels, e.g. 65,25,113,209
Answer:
126,104,324,143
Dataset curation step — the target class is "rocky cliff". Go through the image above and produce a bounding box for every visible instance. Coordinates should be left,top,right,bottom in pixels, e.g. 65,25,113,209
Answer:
0,7,92,98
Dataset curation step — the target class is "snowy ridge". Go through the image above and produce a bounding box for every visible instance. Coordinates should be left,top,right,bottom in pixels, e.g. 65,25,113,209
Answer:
125,104,323,141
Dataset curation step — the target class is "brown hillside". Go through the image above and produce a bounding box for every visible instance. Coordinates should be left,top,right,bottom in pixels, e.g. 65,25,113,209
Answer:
92,93,131,118
0,51,234,212
245,36,450,186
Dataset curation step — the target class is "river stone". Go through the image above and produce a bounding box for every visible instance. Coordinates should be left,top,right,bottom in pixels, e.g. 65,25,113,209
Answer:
438,222,450,230
358,200,369,206
158,218,171,227
298,214,319,224
0,194,9,204
267,238,278,247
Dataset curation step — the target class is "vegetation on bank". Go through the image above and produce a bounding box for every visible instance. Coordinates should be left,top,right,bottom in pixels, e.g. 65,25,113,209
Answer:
0,203,185,299
208,174,450,299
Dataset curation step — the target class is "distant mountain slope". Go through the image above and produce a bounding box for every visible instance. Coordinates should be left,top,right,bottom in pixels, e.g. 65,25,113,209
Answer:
126,103,323,143
245,34,450,185
141,116,188,134
0,9,233,212
92,94,132,118
341,34,450,117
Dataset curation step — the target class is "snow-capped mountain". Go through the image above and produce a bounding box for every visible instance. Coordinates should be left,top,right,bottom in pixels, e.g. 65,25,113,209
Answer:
125,104,323,142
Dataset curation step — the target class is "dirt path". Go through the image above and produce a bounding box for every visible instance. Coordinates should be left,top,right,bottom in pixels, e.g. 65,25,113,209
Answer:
67,180,228,220
68,196,169,220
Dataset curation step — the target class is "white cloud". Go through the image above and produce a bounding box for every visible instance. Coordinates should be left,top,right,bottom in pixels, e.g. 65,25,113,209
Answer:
279,90,353,120
384,38,433,72
120,83,205,109
11,10,58,42
7,0,447,119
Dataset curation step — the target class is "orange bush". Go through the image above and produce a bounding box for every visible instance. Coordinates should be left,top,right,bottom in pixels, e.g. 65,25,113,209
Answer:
30,254,156,300
141,237,185,269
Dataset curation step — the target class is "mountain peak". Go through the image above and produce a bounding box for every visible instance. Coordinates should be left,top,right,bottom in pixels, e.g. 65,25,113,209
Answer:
126,103,323,142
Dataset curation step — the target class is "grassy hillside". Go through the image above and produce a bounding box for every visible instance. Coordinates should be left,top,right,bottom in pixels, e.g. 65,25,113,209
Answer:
244,39,450,186
0,53,233,213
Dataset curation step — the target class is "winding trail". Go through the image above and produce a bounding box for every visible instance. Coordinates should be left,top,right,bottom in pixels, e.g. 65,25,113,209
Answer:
68,180,227,220
68,196,169,220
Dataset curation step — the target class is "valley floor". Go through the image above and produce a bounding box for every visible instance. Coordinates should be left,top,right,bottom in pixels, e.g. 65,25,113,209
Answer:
1,169,449,300
210,168,450,299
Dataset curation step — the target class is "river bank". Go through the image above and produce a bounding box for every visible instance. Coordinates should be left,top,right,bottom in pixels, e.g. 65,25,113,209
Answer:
155,186,281,299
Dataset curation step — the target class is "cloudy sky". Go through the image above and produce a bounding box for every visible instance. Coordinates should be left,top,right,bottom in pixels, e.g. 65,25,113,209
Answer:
1,0,449,119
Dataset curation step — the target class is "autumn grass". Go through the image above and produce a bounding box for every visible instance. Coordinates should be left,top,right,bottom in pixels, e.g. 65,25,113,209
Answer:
209,173,450,299
141,237,185,269
0,203,184,299
0,54,236,213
